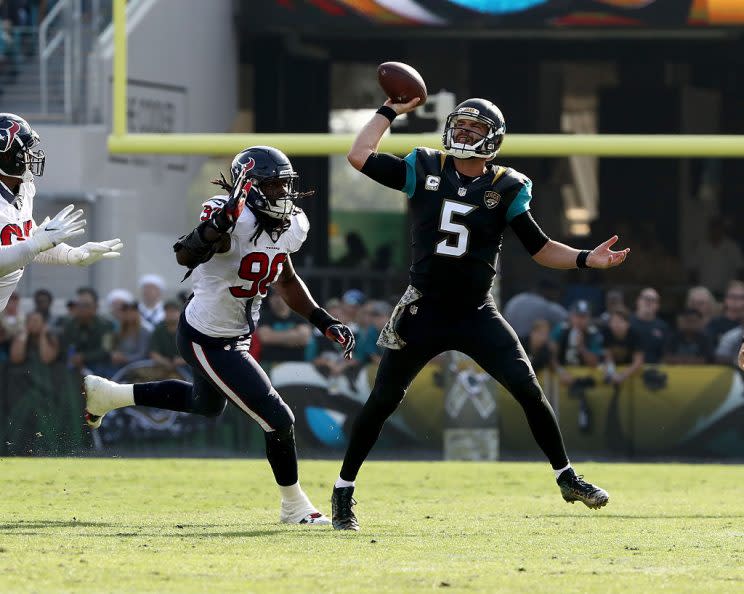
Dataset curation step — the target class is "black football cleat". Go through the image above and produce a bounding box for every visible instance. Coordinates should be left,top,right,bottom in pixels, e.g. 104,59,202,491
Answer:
557,468,609,509
332,486,360,531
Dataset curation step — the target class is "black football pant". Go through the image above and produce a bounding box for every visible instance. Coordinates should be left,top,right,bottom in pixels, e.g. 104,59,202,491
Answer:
133,313,298,485
340,295,569,481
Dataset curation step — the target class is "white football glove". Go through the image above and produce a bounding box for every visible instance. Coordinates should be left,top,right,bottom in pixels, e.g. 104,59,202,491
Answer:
68,239,124,266
32,204,86,251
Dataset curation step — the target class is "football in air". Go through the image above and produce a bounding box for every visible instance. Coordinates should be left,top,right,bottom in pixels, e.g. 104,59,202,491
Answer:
377,62,428,105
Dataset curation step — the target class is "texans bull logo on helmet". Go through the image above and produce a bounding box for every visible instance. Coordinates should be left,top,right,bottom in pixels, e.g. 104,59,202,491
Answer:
238,157,256,192
0,121,21,153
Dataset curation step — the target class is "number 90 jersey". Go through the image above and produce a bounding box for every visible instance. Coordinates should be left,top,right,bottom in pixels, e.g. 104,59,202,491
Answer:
402,147,532,303
185,196,309,338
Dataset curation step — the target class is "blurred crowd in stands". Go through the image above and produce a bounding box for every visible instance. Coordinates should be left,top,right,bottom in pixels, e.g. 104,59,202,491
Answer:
0,275,394,384
504,278,744,383
2,269,744,388
3,264,744,450
0,0,42,82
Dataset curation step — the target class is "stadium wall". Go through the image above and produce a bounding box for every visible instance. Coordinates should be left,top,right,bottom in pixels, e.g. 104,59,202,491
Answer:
28,0,238,300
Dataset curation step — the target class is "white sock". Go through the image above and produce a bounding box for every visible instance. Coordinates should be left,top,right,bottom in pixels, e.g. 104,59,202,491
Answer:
108,382,135,409
335,477,355,489
279,482,307,504
554,463,572,479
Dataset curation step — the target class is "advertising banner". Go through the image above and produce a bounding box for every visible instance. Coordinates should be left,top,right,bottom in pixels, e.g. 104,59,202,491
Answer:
250,1,743,29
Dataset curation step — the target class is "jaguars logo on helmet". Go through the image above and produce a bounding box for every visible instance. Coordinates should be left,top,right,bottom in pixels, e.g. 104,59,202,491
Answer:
0,113,45,181
442,98,506,160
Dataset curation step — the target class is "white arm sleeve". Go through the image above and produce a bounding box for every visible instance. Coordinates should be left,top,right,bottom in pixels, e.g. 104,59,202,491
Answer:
33,242,73,265
0,237,45,276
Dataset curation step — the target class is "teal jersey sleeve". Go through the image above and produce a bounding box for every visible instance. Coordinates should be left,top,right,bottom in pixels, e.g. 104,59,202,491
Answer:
505,179,533,222
402,149,418,198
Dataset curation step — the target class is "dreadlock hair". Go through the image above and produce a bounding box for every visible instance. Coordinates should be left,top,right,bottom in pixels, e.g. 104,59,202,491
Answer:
211,171,232,192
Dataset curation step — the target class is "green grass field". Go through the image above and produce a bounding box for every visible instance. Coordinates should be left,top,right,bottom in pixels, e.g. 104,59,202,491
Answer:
0,459,742,593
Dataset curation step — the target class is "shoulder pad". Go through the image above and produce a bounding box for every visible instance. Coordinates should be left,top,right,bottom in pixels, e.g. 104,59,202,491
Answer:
497,168,531,191
198,195,228,223
287,209,309,252
202,195,227,209
414,146,443,160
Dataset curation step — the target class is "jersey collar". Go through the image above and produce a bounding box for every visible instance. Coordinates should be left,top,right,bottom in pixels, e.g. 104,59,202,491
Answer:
444,156,493,197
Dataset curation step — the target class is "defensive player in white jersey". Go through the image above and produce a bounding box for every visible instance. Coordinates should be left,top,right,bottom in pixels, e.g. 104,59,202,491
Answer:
0,113,123,310
83,146,355,525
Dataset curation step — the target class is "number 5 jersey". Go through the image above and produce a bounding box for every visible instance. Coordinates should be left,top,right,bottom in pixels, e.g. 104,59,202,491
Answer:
402,147,533,304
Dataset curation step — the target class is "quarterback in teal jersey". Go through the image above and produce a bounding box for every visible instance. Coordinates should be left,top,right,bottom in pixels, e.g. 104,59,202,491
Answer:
330,96,630,531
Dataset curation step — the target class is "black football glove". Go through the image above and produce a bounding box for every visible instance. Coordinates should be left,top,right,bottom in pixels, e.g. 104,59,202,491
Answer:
210,165,253,233
325,324,356,360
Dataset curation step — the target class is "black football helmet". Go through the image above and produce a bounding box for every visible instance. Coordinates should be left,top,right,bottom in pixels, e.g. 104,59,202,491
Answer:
0,113,45,180
230,146,301,222
442,98,506,160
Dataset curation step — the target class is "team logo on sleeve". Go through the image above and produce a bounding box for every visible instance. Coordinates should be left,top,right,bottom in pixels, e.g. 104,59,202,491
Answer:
484,191,501,208
425,175,440,191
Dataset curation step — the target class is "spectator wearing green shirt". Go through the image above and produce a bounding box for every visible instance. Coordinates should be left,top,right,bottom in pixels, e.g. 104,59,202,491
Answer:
61,287,115,377
148,301,186,372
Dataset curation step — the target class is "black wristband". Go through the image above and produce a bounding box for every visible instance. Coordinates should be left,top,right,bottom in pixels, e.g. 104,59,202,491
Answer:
576,250,591,269
309,307,340,334
376,105,397,123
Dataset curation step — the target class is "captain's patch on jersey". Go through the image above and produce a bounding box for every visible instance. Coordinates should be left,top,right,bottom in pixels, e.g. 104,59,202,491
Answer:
484,191,501,208
425,175,440,191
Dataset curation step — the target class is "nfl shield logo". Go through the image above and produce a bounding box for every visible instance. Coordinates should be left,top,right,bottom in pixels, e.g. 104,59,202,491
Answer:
457,187,467,197
484,191,501,208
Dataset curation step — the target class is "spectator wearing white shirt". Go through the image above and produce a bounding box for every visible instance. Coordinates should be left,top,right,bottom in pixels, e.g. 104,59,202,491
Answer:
689,217,744,298
715,323,744,366
503,278,568,338
138,274,166,329
705,281,744,345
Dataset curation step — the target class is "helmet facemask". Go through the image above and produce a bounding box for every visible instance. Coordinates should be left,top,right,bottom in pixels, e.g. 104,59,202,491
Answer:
21,144,46,178
251,171,299,221
443,113,505,160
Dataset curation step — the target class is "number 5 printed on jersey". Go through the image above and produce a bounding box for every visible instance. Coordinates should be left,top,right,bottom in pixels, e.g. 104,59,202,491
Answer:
229,252,287,298
436,200,476,257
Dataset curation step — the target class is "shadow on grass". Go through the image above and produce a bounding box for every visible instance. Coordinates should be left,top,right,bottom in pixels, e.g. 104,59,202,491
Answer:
0,520,114,530
174,529,287,538
0,520,344,539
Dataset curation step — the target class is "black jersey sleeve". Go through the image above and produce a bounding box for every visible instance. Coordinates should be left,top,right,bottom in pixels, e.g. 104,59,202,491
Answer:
509,210,550,255
360,152,408,191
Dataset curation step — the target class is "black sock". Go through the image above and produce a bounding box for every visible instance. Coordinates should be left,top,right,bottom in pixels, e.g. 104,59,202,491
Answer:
265,426,298,486
133,380,194,412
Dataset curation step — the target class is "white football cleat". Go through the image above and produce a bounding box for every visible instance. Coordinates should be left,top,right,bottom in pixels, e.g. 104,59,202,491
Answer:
83,374,124,429
280,500,332,526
